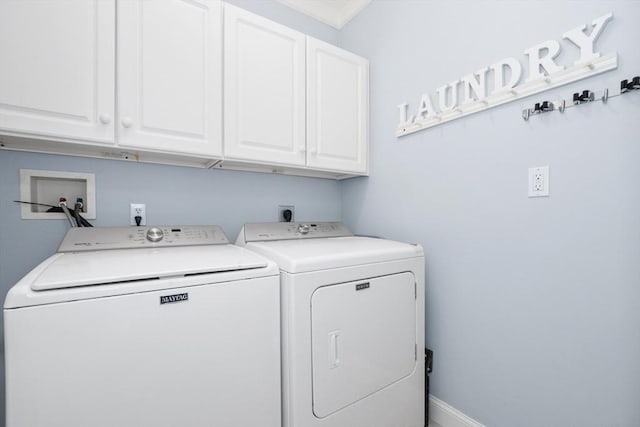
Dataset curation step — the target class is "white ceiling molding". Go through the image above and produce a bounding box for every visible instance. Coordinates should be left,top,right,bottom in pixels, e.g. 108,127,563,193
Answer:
275,0,371,29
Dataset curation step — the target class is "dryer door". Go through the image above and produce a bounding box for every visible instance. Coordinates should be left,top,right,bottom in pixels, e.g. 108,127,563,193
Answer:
311,272,417,418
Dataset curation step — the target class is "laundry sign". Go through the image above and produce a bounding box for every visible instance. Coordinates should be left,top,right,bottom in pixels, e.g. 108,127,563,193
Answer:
396,12,617,136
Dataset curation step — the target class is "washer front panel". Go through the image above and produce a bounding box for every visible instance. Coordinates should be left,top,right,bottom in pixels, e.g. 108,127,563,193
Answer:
5,276,281,427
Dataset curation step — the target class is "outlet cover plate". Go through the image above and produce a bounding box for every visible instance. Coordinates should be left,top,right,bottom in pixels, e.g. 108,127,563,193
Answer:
130,203,146,226
528,166,550,197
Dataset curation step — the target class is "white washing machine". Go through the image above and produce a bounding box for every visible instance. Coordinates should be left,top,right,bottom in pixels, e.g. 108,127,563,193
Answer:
4,226,281,427
236,222,425,427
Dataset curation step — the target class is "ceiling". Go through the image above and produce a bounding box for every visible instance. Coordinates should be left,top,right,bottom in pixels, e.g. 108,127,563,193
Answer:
275,0,371,29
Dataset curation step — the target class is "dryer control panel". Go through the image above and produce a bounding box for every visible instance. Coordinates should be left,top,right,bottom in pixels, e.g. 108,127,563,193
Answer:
241,222,352,242
58,226,229,252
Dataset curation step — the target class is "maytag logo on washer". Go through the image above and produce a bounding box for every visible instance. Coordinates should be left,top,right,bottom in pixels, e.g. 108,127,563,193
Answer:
355,283,370,291
160,293,189,305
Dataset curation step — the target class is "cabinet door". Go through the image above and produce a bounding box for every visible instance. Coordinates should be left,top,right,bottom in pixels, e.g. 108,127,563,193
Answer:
117,0,222,157
0,0,115,144
224,5,306,166
307,38,368,174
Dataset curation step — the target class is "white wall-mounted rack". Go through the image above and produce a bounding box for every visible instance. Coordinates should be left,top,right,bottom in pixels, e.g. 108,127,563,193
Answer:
396,53,618,137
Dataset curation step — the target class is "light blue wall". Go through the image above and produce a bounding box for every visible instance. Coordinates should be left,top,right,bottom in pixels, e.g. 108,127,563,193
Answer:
339,1,640,426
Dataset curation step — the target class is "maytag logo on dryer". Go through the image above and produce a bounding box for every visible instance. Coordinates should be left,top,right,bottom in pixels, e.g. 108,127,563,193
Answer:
160,293,189,305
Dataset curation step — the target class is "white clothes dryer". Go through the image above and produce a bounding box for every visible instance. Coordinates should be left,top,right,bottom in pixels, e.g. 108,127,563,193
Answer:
236,222,425,427
4,226,281,427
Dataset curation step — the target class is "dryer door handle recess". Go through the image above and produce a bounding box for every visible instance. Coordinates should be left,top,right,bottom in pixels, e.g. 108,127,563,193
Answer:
329,330,341,368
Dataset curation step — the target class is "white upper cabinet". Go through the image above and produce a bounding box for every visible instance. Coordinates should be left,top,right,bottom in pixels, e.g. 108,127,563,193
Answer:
0,0,115,144
117,0,223,157
224,4,306,166
307,38,369,174
0,1,368,178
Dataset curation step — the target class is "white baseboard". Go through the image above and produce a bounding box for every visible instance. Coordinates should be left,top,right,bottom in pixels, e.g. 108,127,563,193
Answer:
428,395,485,427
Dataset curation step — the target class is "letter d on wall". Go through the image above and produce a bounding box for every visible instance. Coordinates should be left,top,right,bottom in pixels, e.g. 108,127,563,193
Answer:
491,58,522,92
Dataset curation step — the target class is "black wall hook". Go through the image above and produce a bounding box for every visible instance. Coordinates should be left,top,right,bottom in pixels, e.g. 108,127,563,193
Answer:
620,76,640,93
533,101,554,112
573,90,594,104
540,101,554,112
527,101,554,118
522,73,639,121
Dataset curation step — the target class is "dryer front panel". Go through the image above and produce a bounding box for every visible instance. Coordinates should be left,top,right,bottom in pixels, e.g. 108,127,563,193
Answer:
310,272,417,418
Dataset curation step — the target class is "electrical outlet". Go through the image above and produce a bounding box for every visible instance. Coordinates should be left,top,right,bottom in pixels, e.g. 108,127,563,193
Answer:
528,166,549,197
130,203,146,226
278,205,295,222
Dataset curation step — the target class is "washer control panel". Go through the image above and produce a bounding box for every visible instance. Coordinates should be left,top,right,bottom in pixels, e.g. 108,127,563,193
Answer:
242,222,352,242
58,226,229,252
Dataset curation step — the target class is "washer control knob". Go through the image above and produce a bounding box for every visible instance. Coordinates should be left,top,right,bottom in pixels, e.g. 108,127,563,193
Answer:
146,227,164,242
297,224,310,235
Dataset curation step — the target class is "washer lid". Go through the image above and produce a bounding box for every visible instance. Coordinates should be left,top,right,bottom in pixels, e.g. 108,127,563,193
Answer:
30,245,268,291
243,236,423,273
